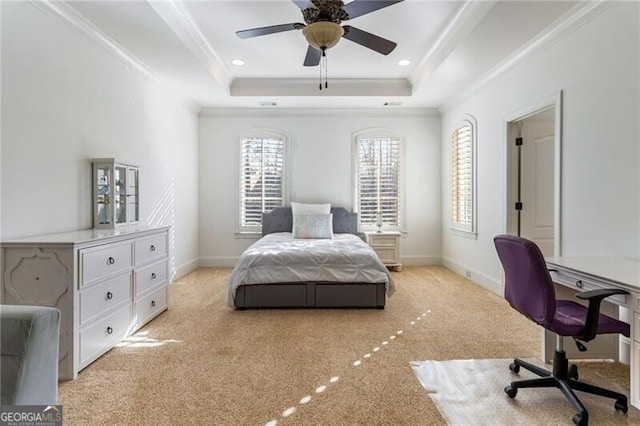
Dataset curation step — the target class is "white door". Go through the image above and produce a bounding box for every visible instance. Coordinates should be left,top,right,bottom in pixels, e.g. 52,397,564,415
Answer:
519,113,555,256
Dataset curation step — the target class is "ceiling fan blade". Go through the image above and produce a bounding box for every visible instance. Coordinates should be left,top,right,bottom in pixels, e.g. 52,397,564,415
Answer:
342,26,397,55
291,0,315,11
343,0,404,20
236,23,304,39
303,45,321,66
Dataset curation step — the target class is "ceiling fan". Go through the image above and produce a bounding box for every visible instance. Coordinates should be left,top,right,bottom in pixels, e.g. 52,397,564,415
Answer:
236,0,405,67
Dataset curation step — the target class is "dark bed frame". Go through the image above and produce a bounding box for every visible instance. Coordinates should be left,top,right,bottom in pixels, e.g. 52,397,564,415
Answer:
234,207,387,310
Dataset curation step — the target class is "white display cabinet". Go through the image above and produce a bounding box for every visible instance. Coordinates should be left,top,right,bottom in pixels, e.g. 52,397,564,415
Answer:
92,158,139,229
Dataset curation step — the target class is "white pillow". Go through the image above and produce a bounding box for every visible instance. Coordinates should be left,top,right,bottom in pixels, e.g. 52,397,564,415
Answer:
291,202,331,215
292,214,333,239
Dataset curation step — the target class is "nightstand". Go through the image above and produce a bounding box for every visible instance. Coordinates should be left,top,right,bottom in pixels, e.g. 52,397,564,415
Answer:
365,231,402,271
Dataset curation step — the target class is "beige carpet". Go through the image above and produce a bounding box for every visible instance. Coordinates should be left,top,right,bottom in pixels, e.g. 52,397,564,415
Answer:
58,266,633,425
412,358,639,425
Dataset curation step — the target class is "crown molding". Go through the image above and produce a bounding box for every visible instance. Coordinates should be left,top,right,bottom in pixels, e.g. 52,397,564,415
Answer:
199,107,439,118
440,0,616,112
410,0,497,89
147,0,232,92
32,0,155,80
230,78,412,97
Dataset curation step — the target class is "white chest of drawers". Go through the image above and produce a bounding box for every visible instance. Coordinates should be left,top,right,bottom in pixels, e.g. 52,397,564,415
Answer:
365,231,402,271
1,226,170,380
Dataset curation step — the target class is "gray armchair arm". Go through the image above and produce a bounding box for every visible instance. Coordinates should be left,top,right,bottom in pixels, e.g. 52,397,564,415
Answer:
1,305,60,405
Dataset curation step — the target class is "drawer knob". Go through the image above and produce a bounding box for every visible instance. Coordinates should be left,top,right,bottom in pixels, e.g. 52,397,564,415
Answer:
151,300,156,307
150,245,156,252
106,326,113,335
576,280,583,289
107,256,115,265
106,291,113,300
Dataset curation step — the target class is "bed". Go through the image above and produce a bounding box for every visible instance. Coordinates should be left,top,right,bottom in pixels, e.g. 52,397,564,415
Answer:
227,207,395,309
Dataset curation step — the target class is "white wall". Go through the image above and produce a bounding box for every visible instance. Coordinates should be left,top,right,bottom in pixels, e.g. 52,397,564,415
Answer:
198,109,441,266
440,2,640,293
0,2,200,279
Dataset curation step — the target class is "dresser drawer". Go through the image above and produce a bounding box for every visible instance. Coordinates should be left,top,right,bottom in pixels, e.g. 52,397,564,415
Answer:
373,247,398,264
368,234,399,247
79,303,132,366
135,260,168,296
135,286,167,328
80,273,132,326
134,233,167,266
548,269,627,304
80,242,132,286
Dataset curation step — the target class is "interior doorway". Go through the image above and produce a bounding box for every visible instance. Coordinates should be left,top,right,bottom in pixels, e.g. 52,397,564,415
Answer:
505,95,562,257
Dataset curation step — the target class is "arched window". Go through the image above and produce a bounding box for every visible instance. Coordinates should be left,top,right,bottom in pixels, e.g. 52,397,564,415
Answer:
451,116,477,235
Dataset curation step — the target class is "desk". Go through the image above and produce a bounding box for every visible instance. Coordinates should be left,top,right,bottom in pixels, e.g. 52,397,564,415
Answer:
545,256,640,409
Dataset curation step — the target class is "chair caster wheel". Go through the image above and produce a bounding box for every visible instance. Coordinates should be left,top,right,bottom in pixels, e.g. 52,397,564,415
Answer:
509,362,520,374
504,385,517,398
615,399,628,413
572,413,587,426
568,364,579,380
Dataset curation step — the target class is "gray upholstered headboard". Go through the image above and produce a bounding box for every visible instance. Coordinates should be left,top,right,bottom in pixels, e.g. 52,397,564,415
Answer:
261,207,359,236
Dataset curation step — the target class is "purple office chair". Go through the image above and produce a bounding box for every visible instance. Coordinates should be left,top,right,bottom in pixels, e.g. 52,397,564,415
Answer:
494,234,629,426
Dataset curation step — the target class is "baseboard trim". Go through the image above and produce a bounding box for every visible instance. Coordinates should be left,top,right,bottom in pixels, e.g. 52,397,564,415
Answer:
170,258,200,282
400,255,442,266
183,256,501,295
199,256,238,268
441,256,502,295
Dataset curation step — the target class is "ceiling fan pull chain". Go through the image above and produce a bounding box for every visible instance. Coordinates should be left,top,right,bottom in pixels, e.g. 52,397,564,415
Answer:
325,52,328,89
318,47,328,91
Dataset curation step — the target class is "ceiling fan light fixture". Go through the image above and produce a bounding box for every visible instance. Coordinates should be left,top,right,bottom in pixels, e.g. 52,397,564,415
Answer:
302,22,344,50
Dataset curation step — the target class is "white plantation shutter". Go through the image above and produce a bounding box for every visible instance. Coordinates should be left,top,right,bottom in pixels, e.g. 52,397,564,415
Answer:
239,136,285,231
357,136,401,229
451,121,475,233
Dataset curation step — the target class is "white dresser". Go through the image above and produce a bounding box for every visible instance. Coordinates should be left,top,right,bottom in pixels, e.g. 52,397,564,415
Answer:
1,226,170,380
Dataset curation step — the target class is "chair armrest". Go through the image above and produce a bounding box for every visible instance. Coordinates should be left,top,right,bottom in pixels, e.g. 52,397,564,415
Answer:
575,288,629,341
575,288,629,301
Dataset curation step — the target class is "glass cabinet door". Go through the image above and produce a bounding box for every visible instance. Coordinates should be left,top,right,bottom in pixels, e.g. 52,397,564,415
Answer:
114,165,127,225
95,165,112,226
127,167,139,223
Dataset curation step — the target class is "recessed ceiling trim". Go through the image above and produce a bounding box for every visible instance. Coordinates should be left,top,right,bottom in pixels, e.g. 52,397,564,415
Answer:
231,78,412,97
32,0,156,79
200,107,439,118
440,0,616,112
147,0,232,91
410,0,497,89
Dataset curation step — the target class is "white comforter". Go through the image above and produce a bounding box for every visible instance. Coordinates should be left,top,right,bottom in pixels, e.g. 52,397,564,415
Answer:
227,232,396,307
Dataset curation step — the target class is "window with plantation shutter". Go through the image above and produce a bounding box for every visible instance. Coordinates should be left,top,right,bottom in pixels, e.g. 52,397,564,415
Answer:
238,134,286,232
451,118,476,234
355,133,403,231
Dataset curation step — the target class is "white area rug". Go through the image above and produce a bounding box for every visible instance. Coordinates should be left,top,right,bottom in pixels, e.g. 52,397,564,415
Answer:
411,358,635,426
